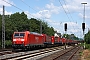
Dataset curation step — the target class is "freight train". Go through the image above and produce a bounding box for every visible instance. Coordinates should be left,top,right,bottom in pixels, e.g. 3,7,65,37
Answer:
12,31,78,50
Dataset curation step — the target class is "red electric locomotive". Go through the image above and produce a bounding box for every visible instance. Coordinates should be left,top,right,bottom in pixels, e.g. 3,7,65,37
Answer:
12,31,45,49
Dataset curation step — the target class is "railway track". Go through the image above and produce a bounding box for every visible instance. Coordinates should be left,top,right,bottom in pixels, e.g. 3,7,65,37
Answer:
53,46,80,60
0,48,15,56
40,46,81,60
0,46,65,60
0,51,14,56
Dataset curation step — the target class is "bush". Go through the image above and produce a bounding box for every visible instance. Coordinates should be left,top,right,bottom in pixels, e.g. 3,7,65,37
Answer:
85,44,90,49
79,43,84,46
5,40,12,48
5,40,12,45
0,40,12,48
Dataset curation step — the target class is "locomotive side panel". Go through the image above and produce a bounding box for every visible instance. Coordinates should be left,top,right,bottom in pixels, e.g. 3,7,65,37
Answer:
27,34,44,45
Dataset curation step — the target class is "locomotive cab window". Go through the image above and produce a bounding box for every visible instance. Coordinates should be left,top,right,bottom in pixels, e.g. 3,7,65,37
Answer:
20,33,25,37
14,33,25,38
14,33,19,37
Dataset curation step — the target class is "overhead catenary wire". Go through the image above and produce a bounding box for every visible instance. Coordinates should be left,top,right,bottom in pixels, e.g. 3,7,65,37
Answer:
20,0,63,32
2,0,40,19
20,0,66,28
2,0,23,11
59,0,82,37
62,0,81,26
63,0,75,22
20,0,50,20
58,0,71,21
58,0,74,34
20,0,42,19
63,0,81,31
20,0,38,13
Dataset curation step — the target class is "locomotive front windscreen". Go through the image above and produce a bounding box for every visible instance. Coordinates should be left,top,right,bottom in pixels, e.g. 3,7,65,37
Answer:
14,33,25,38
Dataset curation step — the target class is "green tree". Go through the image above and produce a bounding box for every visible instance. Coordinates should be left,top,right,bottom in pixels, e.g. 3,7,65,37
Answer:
63,34,69,39
9,12,28,31
84,31,90,44
0,14,2,40
45,27,55,36
62,34,79,40
29,18,41,32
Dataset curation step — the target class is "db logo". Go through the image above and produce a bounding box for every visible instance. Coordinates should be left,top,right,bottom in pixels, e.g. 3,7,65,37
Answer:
17,38,20,41
35,37,39,42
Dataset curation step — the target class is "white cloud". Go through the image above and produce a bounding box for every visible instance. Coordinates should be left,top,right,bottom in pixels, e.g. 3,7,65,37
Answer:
49,21,83,38
54,28,60,32
25,3,61,19
46,21,82,36
79,13,83,18
45,19,53,23
0,7,12,15
61,0,90,20
67,22,81,33
79,12,90,19
32,10,51,19
61,0,90,13
60,0,90,20
0,0,14,7
5,11,12,15
66,22,78,27
0,0,14,15
25,10,51,19
46,3,60,14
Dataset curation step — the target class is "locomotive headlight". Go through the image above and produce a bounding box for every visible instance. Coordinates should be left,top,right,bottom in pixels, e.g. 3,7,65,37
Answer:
21,39,24,41
13,39,16,41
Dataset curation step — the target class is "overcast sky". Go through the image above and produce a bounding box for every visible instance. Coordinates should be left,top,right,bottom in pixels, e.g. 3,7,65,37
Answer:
0,0,90,38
